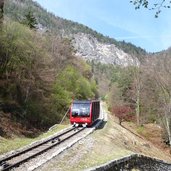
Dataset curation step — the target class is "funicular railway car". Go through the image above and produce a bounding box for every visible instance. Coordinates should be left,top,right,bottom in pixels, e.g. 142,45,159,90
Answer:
70,100,100,127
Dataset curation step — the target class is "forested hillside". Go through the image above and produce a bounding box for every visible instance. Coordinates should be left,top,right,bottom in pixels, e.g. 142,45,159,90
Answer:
0,0,146,138
1,0,171,152
0,12,98,136
89,50,171,146
4,0,146,57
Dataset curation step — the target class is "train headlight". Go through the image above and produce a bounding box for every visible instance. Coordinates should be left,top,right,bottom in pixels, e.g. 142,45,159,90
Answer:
83,123,88,127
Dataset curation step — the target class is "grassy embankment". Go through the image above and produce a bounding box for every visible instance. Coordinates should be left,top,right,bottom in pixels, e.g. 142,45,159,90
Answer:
0,124,69,155
37,103,171,171
37,104,133,171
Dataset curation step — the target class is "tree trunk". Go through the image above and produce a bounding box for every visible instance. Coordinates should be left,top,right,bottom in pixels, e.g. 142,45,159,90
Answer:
166,100,171,146
135,67,141,126
0,0,4,23
166,116,171,146
136,85,140,125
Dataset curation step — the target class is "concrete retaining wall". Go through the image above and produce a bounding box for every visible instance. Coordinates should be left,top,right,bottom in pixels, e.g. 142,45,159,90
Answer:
87,154,171,171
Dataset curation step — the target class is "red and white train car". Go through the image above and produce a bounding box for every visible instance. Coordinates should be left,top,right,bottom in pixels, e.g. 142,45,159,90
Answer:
70,100,100,126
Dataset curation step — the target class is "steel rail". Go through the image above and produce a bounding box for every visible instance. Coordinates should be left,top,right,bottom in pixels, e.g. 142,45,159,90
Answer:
1,127,85,171
0,127,84,171
0,127,75,163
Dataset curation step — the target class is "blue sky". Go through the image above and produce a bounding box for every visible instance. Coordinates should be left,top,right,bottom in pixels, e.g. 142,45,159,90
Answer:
34,0,171,52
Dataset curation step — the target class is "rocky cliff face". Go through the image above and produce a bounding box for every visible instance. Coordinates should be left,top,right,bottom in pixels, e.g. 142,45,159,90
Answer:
72,33,135,66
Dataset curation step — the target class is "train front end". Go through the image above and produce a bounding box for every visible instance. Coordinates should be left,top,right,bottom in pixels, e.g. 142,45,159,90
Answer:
70,100,92,127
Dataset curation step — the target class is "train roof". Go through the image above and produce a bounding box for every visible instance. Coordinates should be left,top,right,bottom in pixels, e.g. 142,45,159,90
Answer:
73,100,91,104
73,100,100,104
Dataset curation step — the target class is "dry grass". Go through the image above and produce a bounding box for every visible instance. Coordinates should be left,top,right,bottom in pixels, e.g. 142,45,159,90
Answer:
122,122,171,156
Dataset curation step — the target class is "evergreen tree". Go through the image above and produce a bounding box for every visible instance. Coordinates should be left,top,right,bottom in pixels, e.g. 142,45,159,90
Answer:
23,11,37,29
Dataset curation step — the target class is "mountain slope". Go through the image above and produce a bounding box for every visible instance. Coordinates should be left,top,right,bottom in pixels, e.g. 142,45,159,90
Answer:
4,0,147,65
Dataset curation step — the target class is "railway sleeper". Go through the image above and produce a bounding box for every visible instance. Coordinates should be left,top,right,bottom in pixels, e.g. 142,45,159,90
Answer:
0,161,11,171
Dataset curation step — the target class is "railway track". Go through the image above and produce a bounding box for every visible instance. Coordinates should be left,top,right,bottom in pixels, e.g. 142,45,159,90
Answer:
0,127,85,171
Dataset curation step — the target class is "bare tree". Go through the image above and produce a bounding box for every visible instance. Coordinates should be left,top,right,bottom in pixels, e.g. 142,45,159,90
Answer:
131,57,142,125
149,55,171,145
108,84,123,109
134,67,141,125
49,36,74,74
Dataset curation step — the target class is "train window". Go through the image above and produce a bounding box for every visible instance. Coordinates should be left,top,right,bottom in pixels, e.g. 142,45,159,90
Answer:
72,103,90,117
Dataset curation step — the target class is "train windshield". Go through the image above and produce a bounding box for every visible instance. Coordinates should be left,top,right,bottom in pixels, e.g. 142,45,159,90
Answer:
72,103,90,117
